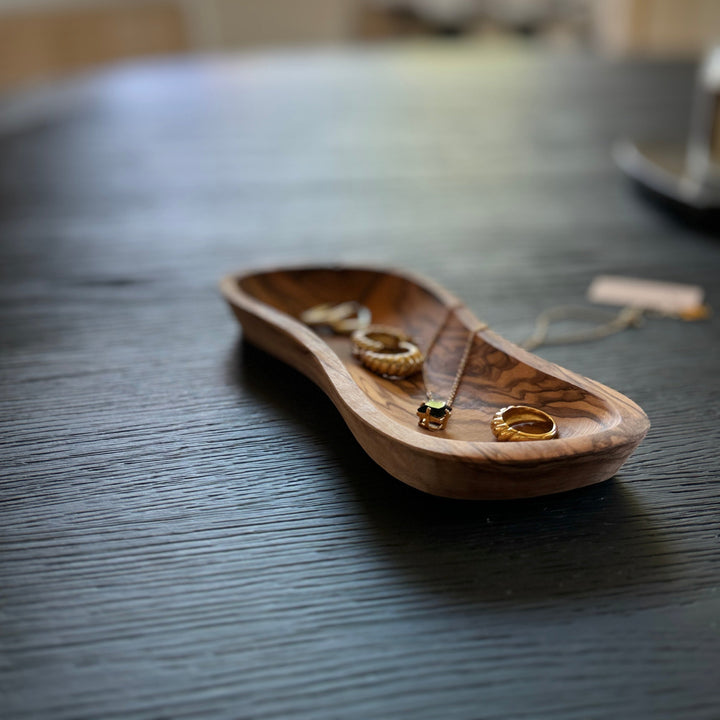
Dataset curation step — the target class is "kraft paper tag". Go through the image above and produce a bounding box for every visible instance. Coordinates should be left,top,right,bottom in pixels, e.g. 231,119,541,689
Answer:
587,275,706,316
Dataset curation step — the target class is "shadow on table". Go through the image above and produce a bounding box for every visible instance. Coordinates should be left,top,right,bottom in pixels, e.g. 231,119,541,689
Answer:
231,338,674,604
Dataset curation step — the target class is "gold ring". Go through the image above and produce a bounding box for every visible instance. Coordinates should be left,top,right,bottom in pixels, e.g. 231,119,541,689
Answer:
491,405,558,441
357,341,424,379
300,301,371,334
351,325,412,356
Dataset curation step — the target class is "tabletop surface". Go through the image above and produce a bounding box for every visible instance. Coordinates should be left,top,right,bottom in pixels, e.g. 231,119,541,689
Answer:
1,42,719,719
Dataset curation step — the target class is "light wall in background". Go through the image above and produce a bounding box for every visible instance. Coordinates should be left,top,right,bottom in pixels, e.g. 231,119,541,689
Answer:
182,0,361,51
0,0,718,92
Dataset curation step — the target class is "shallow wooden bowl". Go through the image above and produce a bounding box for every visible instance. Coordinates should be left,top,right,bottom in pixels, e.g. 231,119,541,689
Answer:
221,266,650,500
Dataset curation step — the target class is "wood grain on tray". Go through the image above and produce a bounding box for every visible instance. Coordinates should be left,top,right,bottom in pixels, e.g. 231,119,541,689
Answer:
221,266,650,499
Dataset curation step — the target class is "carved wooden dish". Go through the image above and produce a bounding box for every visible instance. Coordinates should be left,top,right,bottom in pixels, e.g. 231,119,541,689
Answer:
221,266,650,500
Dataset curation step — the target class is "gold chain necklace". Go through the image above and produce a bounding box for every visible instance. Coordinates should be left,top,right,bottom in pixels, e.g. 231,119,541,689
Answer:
300,300,487,432
417,308,487,431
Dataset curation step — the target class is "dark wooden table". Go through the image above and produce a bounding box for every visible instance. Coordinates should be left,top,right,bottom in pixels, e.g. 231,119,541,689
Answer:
2,43,719,719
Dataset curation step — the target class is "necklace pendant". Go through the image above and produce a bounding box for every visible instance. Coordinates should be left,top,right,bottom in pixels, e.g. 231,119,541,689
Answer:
417,399,451,431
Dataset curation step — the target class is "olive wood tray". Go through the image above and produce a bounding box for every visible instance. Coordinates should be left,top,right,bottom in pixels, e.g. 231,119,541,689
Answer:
221,266,650,500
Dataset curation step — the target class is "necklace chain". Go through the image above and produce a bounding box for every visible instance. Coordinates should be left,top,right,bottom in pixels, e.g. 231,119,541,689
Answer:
422,306,487,410
300,299,486,415
521,305,645,351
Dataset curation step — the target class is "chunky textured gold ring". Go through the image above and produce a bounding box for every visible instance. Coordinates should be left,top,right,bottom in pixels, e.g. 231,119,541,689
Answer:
351,325,412,356
358,341,424,379
491,405,558,441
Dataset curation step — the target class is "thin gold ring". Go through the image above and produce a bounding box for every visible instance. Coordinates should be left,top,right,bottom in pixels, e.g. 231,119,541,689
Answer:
351,325,412,356
358,341,424,379
491,405,558,441
300,301,371,335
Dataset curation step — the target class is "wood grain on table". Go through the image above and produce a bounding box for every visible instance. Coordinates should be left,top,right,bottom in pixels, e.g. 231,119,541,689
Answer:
1,43,719,720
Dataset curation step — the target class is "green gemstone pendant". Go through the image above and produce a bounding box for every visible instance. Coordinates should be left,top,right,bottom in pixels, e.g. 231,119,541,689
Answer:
417,399,451,431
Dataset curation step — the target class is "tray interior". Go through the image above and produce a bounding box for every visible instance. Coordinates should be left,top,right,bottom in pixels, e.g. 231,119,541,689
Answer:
239,268,620,443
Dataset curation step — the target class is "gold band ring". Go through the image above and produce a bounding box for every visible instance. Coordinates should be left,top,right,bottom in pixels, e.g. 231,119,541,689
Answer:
301,301,371,335
358,341,424,379
491,405,558,441
351,325,412,356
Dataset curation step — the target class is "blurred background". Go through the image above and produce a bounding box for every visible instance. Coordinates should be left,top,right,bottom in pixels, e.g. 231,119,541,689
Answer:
1,0,719,93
